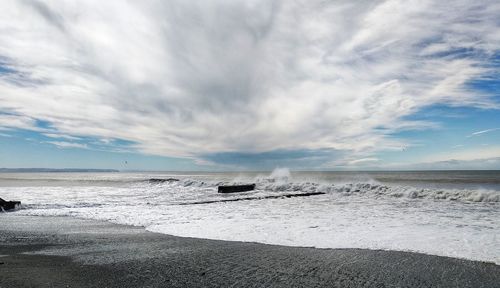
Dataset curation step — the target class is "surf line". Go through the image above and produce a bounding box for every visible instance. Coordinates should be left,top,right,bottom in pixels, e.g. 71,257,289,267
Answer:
178,192,326,206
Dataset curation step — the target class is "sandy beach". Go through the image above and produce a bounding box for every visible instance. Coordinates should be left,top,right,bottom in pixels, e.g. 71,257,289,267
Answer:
1,214,498,288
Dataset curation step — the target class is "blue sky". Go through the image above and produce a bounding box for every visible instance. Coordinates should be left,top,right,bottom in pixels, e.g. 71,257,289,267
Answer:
1,0,500,171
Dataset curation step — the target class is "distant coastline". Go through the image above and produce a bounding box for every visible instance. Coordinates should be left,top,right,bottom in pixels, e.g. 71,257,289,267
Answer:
0,168,119,173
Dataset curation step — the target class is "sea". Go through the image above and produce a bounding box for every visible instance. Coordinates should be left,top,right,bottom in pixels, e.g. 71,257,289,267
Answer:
1,169,499,264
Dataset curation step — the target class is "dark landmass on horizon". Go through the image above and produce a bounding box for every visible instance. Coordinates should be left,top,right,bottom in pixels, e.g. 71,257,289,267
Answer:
0,168,119,173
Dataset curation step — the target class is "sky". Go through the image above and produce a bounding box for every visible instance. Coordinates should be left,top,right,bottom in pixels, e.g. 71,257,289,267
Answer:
0,0,500,171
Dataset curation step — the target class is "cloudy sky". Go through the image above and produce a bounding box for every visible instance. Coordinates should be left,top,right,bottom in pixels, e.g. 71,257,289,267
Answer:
1,0,500,170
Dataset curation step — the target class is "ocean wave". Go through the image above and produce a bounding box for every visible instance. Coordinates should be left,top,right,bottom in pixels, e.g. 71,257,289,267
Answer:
3,173,498,264
162,178,500,203
257,182,500,202
21,202,105,209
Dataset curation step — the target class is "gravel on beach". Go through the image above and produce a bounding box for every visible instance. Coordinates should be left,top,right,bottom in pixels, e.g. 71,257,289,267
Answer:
0,214,499,288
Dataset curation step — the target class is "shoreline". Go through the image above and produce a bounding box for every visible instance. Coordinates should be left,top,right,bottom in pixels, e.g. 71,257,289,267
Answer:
1,214,499,287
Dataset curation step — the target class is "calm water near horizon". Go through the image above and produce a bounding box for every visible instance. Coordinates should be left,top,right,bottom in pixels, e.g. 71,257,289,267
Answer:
1,170,499,264
1,170,500,190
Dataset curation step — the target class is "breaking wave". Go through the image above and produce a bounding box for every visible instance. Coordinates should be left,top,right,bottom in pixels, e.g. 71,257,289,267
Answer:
163,178,500,203
257,181,500,202
2,171,499,264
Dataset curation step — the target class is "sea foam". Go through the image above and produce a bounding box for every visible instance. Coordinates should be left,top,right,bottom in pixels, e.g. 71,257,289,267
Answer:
1,172,499,265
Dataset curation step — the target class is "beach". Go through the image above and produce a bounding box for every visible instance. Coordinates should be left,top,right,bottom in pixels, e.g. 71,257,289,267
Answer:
1,171,499,264
1,214,499,288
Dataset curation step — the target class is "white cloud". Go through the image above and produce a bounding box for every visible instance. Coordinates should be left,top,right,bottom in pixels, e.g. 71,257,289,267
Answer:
0,114,38,131
360,146,500,170
422,146,500,163
467,128,500,137
348,158,380,165
399,157,500,170
45,141,88,149
402,157,500,170
43,133,81,140
0,0,499,163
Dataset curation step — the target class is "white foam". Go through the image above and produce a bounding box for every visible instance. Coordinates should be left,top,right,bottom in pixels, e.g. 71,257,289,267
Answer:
1,177,499,265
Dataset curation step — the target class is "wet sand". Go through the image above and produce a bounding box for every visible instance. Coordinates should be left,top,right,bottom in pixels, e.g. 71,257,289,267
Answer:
0,214,498,288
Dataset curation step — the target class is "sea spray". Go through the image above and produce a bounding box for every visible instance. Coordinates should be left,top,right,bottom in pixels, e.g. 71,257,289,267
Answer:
161,176,500,203
268,167,291,183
